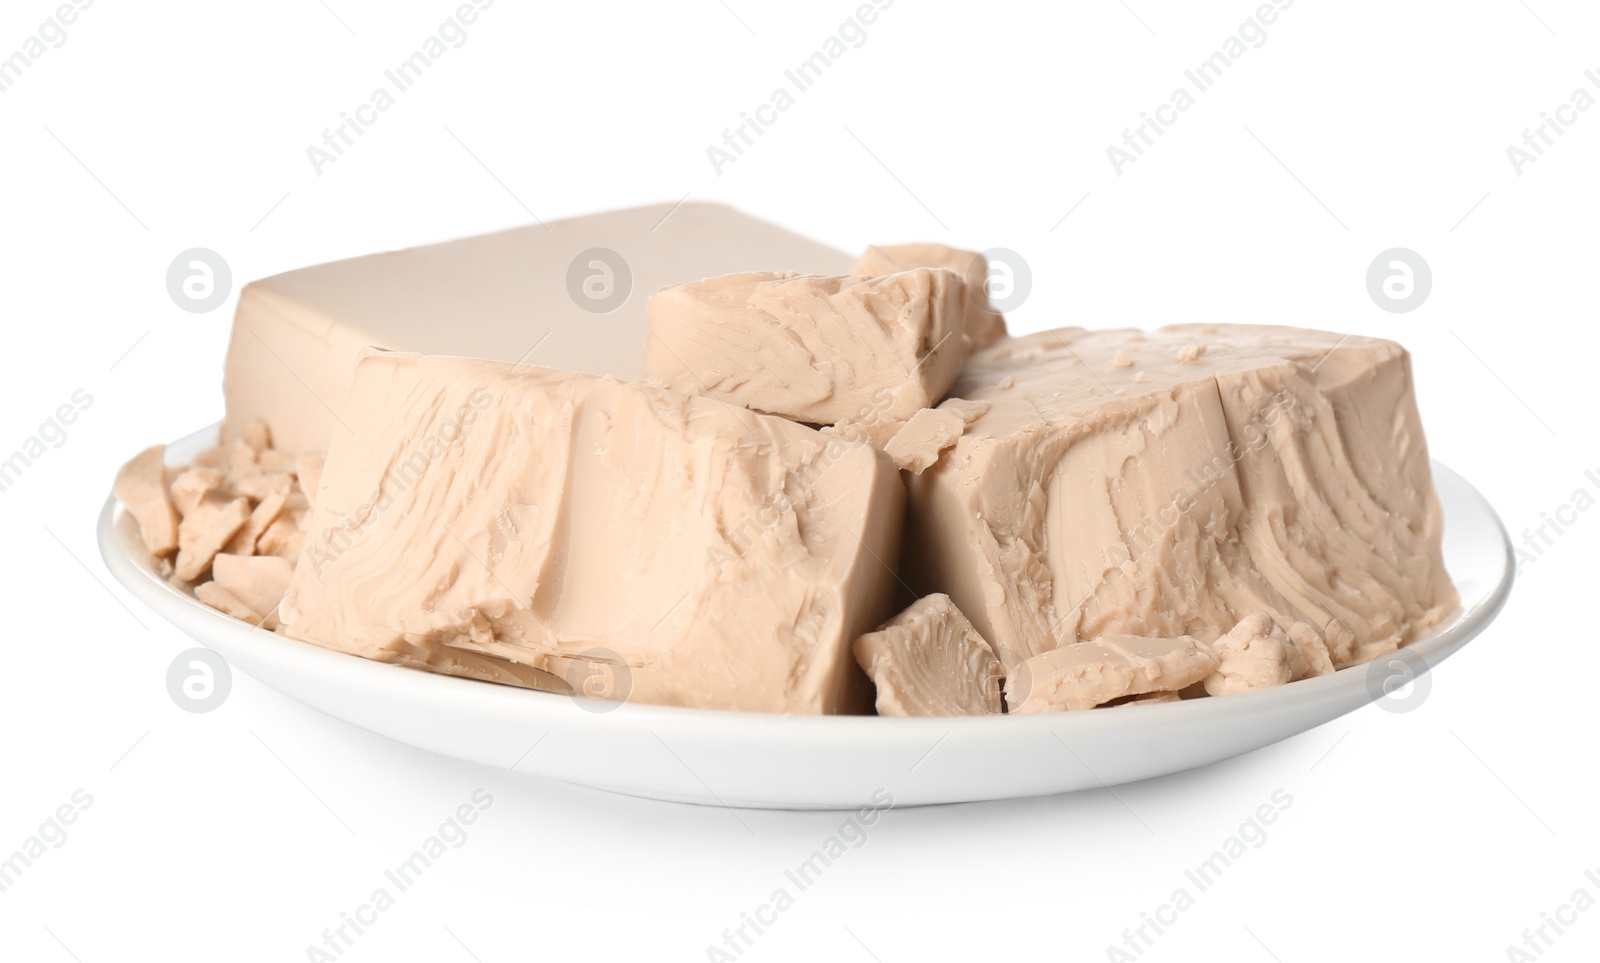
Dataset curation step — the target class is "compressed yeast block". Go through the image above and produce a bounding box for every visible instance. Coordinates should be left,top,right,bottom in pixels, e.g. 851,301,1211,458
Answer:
903,324,1458,676
642,268,970,429
278,350,905,714
223,203,854,455
852,594,1004,717
854,243,1008,349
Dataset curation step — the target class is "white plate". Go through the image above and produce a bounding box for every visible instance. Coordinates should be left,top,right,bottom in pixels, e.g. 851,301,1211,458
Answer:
99,424,1513,810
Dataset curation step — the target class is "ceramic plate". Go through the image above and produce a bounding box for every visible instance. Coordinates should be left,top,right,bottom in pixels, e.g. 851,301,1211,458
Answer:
98,424,1512,809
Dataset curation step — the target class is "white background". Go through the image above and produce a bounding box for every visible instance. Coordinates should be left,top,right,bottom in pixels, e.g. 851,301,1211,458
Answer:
1,0,1595,960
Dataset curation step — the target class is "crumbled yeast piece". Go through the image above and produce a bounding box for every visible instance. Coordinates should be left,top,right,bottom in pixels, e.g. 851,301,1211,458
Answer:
228,469,290,502
880,397,994,474
884,408,966,474
191,438,259,476
257,449,297,474
223,475,291,556
937,398,990,424
169,467,226,516
195,554,295,630
1286,622,1337,677
852,594,1004,716
255,511,306,561
1006,635,1220,713
1203,612,1332,696
174,491,251,582
115,421,320,629
113,446,178,556
830,410,906,450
